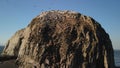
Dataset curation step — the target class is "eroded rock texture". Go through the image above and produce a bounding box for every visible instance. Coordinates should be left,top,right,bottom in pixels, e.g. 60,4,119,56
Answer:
2,10,115,68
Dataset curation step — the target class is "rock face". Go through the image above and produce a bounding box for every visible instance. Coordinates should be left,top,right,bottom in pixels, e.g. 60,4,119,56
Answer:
2,10,115,68
2,29,24,57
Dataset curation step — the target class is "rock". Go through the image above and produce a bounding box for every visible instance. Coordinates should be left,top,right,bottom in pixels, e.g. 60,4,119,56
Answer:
2,10,115,68
2,29,24,57
0,59,18,68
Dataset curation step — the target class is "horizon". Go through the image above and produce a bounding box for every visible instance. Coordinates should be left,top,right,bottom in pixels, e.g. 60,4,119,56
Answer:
0,0,120,50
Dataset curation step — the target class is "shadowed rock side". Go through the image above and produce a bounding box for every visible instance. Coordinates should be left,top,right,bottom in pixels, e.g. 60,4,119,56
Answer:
2,10,115,68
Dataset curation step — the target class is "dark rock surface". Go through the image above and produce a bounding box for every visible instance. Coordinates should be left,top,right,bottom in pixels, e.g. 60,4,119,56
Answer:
2,10,115,68
0,59,18,68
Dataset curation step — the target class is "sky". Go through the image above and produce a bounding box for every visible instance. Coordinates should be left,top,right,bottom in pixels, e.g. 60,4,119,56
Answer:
0,0,120,50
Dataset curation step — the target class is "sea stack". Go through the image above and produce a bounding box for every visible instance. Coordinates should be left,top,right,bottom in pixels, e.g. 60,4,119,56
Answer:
2,10,115,68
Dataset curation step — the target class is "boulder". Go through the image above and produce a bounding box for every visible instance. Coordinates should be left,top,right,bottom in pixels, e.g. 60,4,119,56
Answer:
2,10,115,68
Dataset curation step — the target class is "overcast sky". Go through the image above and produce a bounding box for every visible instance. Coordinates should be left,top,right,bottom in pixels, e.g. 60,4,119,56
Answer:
0,0,120,50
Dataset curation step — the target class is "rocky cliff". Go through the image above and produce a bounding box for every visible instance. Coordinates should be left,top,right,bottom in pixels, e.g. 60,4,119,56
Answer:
2,10,115,68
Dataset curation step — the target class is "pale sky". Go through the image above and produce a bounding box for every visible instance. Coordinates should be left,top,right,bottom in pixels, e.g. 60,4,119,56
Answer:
0,0,120,50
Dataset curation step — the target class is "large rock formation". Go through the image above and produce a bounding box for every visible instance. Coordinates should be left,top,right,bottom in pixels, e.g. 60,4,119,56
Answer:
2,10,115,68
